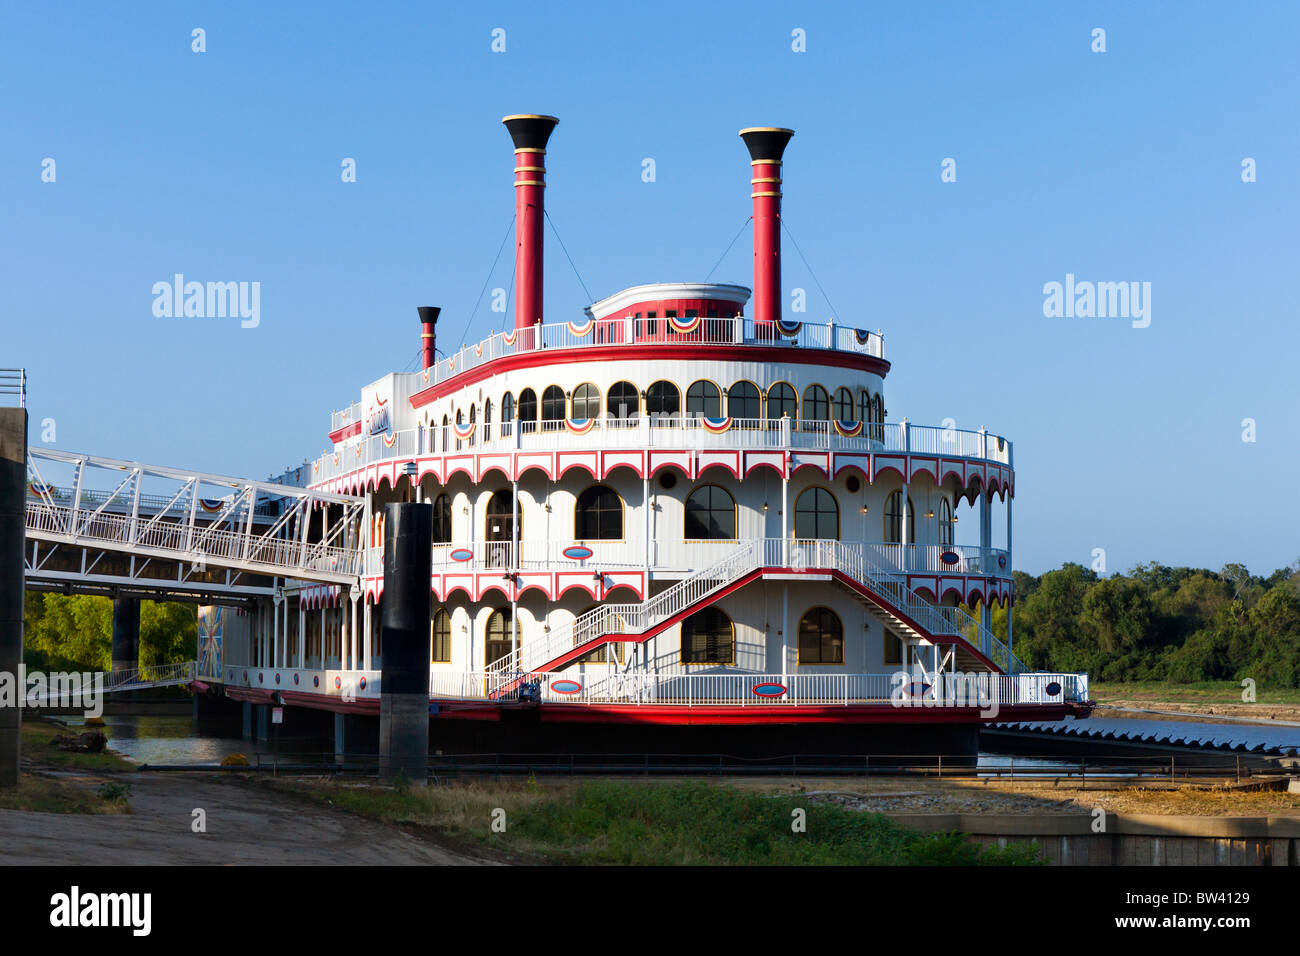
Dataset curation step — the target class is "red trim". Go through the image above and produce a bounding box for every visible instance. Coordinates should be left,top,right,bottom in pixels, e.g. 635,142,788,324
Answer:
410,345,891,409
329,421,361,444
219,685,1089,725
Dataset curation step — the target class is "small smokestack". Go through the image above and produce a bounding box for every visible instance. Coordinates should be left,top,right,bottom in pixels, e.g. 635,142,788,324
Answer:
739,127,794,329
502,114,559,335
417,306,440,370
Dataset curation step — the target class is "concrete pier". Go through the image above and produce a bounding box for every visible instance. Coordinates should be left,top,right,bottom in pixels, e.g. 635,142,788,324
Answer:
0,407,27,787
111,596,140,672
378,502,431,783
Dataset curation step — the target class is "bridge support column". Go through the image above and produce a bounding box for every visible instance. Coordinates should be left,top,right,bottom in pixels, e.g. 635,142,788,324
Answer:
111,597,141,673
378,502,431,784
0,405,27,788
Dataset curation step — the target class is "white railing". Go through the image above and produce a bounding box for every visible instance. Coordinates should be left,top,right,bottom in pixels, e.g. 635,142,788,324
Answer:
485,539,765,685
102,661,198,693
311,416,1013,485
399,315,884,405
224,666,1085,707
428,669,1088,707
477,535,1023,685
787,538,1022,672
331,401,362,433
1,367,27,408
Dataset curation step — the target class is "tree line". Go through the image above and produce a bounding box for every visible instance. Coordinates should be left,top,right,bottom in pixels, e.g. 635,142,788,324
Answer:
23,593,196,673
990,560,1300,686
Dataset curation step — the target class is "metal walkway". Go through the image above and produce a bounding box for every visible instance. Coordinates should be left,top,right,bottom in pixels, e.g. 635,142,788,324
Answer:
25,448,364,587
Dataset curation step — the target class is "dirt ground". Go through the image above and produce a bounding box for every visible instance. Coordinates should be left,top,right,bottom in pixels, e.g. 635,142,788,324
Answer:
0,771,488,866
748,775,1300,816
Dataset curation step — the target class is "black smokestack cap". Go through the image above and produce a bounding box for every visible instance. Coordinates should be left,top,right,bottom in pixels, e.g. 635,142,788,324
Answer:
502,114,559,151
417,306,441,326
739,127,795,162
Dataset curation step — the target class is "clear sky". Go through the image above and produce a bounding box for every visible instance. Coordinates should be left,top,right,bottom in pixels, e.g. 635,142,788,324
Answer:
4,1,1297,575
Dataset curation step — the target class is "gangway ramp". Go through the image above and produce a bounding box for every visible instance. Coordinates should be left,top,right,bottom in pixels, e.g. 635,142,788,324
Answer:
25,448,363,586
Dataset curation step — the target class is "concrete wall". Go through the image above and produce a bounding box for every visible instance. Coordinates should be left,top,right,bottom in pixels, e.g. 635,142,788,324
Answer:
891,813,1300,866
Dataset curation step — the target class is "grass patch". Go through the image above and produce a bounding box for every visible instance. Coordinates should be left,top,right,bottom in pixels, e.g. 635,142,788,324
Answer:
0,773,131,814
284,778,1043,865
20,720,137,773
1091,681,1300,707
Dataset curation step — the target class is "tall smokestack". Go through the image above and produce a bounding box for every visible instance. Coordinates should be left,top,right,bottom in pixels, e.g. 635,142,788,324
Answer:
502,114,559,336
739,127,794,329
417,306,440,370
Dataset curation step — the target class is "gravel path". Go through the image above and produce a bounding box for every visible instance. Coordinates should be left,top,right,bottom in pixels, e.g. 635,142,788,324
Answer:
0,772,486,865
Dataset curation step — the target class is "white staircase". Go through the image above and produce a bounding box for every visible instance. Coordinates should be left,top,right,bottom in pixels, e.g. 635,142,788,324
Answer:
487,537,1023,693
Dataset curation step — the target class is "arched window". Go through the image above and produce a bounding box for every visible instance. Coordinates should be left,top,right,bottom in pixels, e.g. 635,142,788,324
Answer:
859,390,871,424
485,608,514,667
767,382,796,421
575,485,623,540
794,487,839,539
801,385,829,423
685,484,736,539
646,381,680,418
542,385,565,422
432,494,452,544
884,490,916,544
727,381,761,422
832,387,854,422
441,414,449,452
518,389,537,433
798,607,844,664
607,381,639,420
572,383,600,421
686,380,721,419
501,392,514,435
483,398,493,441
467,405,476,446
680,606,733,665
939,498,954,549
431,608,451,663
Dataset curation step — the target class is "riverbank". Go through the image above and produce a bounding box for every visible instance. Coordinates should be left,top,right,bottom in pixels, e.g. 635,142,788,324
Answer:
1090,681,1300,724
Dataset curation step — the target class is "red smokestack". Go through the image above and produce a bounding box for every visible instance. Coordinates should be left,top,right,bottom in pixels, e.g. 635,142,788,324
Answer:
417,306,440,370
502,114,559,334
739,127,794,328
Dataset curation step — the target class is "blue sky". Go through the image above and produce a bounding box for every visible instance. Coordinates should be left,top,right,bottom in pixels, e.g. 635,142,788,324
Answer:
4,1,1297,575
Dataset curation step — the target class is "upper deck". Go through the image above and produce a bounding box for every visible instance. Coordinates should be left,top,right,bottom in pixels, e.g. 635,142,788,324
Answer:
331,314,887,436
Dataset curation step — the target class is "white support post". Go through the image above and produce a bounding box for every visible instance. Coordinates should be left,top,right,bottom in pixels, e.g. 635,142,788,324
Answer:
70,459,85,535
901,481,910,572
241,486,257,559
272,593,281,670
296,600,305,668
980,488,992,656
184,479,199,552
363,599,371,670
350,590,359,673
643,476,650,571
780,583,788,683
127,469,142,544
1006,494,1014,671
340,597,349,670
511,477,519,571
780,466,789,567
